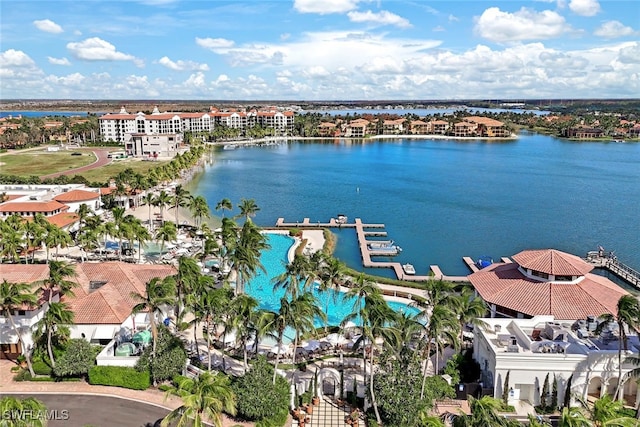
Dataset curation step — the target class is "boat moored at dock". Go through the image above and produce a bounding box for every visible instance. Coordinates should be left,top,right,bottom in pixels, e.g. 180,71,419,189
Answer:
402,263,416,275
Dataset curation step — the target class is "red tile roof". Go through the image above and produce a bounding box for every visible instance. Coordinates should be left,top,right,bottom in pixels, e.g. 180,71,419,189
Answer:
45,212,79,228
0,200,68,213
512,249,593,276
66,262,177,324
53,189,100,203
468,261,627,319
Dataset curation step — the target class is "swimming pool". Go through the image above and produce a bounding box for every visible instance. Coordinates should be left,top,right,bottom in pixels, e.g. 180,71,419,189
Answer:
245,234,422,331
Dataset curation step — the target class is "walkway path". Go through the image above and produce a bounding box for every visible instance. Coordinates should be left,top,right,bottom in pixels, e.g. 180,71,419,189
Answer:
40,148,112,179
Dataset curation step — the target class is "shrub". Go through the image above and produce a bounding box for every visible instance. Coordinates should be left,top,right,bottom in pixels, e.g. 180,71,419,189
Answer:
14,369,32,382
53,338,96,378
32,360,53,376
232,356,290,422
136,325,187,384
88,366,150,390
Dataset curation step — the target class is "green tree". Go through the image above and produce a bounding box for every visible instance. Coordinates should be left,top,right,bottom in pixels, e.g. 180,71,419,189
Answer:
171,184,192,226
189,195,211,228
596,295,640,400
33,301,74,367
0,396,48,427
0,280,37,377
53,338,95,378
155,221,178,258
41,260,76,305
161,371,236,427
236,198,260,222
231,355,290,421
137,325,187,384
215,198,233,218
131,276,176,366
153,190,172,225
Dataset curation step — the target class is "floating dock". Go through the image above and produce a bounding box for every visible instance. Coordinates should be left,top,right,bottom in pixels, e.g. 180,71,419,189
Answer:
275,217,470,282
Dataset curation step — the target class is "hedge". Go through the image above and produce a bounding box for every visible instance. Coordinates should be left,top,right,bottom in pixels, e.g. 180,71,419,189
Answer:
88,366,150,390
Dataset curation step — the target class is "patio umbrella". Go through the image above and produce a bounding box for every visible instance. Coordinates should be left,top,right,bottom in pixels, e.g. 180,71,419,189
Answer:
326,333,348,346
302,340,321,352
270,343,290,356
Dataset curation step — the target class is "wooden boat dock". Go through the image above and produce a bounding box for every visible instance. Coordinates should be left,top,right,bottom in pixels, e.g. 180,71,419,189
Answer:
275,217,470,283
585,252,640,289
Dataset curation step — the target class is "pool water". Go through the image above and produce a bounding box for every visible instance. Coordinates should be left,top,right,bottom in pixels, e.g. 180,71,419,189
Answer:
245,234,422,333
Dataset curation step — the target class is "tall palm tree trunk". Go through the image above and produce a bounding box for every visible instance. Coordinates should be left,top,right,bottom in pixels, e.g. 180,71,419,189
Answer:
273,330,284,385
206,319,212,372
420,340,433,399
369,342,381,424
7,313,35,377
47,328,55,367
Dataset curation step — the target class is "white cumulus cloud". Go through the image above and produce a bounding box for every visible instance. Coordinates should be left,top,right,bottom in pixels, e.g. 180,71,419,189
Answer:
294,0,361,14
594,21,636,39
0,49,37,67
475,7,569,42
569,0,600,16
158,56,209,71
196,37,235,51
33,19,63,34
48,57,71,66
347,10,412,28
67,37,137,62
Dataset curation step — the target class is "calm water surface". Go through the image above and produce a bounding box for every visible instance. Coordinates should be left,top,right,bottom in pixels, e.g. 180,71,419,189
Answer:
189,134,640,276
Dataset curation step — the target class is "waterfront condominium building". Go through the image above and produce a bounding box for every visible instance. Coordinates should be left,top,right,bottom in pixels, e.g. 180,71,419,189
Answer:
99,106,296,144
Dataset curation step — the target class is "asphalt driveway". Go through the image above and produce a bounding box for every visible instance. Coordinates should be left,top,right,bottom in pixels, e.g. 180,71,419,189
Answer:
9,394,170,427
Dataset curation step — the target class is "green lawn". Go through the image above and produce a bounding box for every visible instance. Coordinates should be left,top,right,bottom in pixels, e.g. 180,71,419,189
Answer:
77,158,170,182
0,149,96,176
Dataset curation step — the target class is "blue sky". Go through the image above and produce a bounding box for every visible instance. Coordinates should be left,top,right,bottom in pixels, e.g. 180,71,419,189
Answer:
0,0,638,100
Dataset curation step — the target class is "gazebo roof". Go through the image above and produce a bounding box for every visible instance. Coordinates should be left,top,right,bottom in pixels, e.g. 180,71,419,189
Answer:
468,260,626,320
512,249,593,276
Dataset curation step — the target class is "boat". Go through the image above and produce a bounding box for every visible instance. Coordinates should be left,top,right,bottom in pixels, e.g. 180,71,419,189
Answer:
402,263,416,275
476,256,493,269
612,139,625,143
367,240,402,255
335,214,348,224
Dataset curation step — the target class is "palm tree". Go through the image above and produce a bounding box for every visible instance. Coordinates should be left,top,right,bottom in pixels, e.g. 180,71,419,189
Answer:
229,220,269,294
0,396,48,427
588,395,638,426
131,277,176,367
174,256,201,322
288,292,326,366
126,217,151,263
171,184,192,226
155,221,178,258
318,255,347,328
33,301,74,367
161,371,236,427
272,253,311,299
0,280,37,377
23,219,45,264
229,294,260,372
191,287,232,371
236,198,260,222
189,195,211,228
344,285,397,425
260,298,294,385
141,192,156,230
215,198,233,218
558,406,593,427
41,260,76,305
44,225,72,262
0,225,23,263
596,295,640,400
153,190,172,225
451,285,487,345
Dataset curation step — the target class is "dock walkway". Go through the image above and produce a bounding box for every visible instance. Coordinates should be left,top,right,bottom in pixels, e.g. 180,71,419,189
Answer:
586,253,640,289
275,217,469,283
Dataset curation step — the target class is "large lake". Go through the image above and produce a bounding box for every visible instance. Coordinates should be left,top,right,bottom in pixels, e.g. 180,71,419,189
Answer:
188,133,640,277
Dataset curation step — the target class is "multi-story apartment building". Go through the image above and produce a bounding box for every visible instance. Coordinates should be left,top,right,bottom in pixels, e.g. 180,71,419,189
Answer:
99,106,296,144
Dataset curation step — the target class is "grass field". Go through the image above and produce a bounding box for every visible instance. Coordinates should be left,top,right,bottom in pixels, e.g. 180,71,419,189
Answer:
0,150,97,176
78,158,170,182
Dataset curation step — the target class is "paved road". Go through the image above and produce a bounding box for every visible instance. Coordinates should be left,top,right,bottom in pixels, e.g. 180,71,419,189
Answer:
40,148,112,179
9,394,170,427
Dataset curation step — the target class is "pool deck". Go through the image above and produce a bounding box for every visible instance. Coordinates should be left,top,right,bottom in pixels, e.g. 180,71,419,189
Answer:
275,217,470,283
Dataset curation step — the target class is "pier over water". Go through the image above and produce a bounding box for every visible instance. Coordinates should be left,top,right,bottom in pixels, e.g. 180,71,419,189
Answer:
275,217,470,283
586,251,640,289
